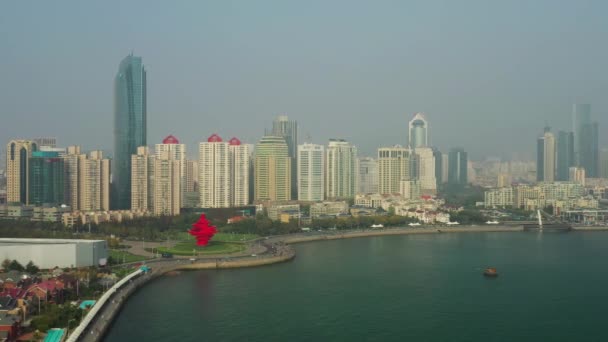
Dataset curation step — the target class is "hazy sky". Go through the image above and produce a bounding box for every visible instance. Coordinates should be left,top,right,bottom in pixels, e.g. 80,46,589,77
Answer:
1,0,607,160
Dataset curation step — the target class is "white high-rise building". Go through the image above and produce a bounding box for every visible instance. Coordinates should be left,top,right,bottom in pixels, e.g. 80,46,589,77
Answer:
414,147,437,195
6,140,37,204
131,146,153,211
156,135,186,201
357,157,378,194
409,113,429,148
229,137,251,207
377,145,411,195
152,157,181,216
199,134,231,208
326,139,357,199
298,143,325,201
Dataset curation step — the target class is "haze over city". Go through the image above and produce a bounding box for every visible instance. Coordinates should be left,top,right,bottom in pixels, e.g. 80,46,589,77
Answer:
2,0,607,159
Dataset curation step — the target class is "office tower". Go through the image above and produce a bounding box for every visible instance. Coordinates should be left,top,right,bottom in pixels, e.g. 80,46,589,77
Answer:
6,140,37,204
413,147,437,195
229,137,251,206
448,148,468,185
113,54,147,209
298,143,325,201
441,154,449,184
600,149,608,179
255,136,291,202
33,137,57,148
556,131,575,181
537,128,556,182
497,173,512,188
569,167,585,185
377,145,410,195
408,113,429,149
400,179,421,200
63,146,81,209
433,148,444,184
28,151,64,206
199,134,231,208
270,115,298,199
357,157,378,194
572,104,599,177
325,139,357,199
184,160,199,193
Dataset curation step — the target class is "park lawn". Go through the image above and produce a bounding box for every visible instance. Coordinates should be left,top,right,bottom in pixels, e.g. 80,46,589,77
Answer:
109,249,149,263
157,241,246,256
171,231,258,243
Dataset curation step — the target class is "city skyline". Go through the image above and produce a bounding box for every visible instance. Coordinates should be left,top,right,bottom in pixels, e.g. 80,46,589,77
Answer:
2,1,608,160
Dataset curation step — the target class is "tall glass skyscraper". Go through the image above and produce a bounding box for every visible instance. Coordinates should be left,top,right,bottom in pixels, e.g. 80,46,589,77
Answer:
556,131,574,181
408,113,429,149
269,115,298,199
113,54,147,209
572,104,599,177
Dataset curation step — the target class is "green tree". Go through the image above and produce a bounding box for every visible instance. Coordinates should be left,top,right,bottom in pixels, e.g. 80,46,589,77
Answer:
8,260,24,272
25,261,40,274
1,259,10,270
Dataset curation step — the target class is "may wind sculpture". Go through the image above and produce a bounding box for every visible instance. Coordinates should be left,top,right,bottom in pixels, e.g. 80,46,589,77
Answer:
188,214,218,246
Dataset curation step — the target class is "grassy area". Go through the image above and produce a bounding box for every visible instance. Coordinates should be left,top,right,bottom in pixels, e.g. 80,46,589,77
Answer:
156,241,246,256
109,249,149,263
170,231,258,243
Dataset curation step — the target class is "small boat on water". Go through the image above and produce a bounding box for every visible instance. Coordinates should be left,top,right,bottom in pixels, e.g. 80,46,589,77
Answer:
483,267,498,277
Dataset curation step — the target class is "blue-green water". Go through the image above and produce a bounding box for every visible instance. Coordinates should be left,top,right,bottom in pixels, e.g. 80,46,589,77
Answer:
104,232,608,341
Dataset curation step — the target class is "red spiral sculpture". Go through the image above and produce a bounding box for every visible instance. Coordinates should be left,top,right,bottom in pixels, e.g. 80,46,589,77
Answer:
189,214,218,246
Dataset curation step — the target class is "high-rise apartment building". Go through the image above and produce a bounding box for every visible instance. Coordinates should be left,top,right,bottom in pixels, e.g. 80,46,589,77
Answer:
377,145,410,195
556,131,574,181
113,54,147,209
408,113,429,149
270,115,298,199
357,157,378,194
325,139,357,199
64,146,111,212
199,134,231,208
156,135,186,202
298,143,324,201
448,148,468,185
413,147,437,195
131,147,153,212
537,127,555,182
6,140,37,204
131,146,180,215
572,104,599,177
33,137,57,148
229,137,251,207
28,151,64,206
569,167,585,185
255,136,291,202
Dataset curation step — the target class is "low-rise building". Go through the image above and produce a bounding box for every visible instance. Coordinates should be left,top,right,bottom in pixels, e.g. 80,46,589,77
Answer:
310,201,349,218
267,204,300,221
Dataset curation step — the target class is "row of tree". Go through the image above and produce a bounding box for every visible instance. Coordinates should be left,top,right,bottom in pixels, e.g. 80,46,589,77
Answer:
1,259,40,274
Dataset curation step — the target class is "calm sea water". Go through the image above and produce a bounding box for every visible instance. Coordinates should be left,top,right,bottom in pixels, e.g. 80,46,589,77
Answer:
104,232,608,341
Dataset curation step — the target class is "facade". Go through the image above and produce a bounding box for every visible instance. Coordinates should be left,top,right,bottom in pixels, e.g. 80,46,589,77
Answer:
484,188,514,208
325,139,357,199
536,128,555,182
64,147,111,212
298,143,324,201
400,180,421,200
28,151,64,206
152,157,181,216
569,167,585,185
113,54,147,209
156,135,186,199
255,136,291,202
32,137,57,148
229,138,251,207
377,145,410,195
448,148,468,185
0,238,107,269
270,115,298,199
556,131,574,181
601,148,608,179
357,157,378,194
408,113,429,148
6,140,37,204
413,147,437,195
130,147,153,212
199,134,231,208
572,104,599,177
310,201,349,218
